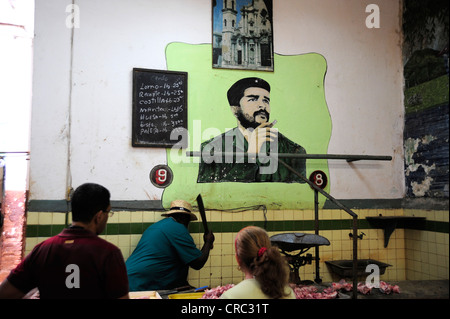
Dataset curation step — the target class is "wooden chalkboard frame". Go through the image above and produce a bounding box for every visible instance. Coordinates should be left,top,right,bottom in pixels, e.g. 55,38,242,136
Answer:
132,68,188,148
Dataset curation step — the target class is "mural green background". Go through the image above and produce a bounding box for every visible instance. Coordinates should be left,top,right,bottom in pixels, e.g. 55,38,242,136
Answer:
162,43,331,210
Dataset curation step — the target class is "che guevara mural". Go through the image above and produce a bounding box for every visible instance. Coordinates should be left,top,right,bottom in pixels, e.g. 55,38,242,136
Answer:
197,77,307,183
161,42,331,210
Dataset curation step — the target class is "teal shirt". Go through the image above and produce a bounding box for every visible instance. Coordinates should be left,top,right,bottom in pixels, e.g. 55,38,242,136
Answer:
126,218,202,291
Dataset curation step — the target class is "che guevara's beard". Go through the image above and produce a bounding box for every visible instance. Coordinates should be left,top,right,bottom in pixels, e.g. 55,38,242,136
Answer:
236,110,270,129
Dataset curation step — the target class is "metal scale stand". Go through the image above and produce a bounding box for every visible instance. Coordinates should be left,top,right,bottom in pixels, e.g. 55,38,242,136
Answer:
270,233,330,285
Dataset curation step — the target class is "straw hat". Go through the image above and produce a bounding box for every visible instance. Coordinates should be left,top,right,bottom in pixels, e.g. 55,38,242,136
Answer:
162,199,198,221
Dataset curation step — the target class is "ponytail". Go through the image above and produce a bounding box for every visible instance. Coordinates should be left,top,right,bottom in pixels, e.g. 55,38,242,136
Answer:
252,246,290,299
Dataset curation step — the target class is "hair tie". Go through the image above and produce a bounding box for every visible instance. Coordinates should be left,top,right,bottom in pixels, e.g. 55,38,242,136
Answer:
257,247,267,258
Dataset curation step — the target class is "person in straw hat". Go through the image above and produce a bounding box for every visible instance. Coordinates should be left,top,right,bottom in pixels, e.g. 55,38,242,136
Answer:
126,199,214,291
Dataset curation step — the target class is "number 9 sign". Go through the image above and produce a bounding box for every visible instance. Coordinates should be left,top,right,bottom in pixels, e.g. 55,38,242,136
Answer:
150,165,173,188
309,170,328,189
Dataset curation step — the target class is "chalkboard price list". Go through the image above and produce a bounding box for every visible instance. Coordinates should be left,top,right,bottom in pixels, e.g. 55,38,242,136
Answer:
132,68,188,148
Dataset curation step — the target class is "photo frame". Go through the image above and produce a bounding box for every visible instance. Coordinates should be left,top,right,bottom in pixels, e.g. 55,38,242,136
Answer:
212,0,274,71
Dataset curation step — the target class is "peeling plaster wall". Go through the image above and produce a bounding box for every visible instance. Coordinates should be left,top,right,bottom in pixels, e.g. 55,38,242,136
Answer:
404,102,449,198
402,0,449,200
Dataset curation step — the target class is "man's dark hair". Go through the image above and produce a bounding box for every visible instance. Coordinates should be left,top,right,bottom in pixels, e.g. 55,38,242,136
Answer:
227,77,271,106
71,183,110,223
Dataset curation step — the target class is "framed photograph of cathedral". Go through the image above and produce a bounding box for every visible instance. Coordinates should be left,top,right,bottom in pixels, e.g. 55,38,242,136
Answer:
212,0,274,72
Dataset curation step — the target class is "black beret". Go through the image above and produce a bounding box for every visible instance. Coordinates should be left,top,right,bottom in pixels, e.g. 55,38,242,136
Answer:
227,77,271,106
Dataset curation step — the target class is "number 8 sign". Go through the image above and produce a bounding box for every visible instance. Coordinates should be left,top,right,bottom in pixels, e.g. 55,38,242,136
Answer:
150,165,173,188
309,170,328,189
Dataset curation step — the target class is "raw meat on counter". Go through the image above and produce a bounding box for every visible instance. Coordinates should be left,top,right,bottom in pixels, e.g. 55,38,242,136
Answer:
201,284,235,299
331,279,352,292
291,284,338,299
200,280,400,299
322,279,400,296
357,282,372,295
379,281,401,294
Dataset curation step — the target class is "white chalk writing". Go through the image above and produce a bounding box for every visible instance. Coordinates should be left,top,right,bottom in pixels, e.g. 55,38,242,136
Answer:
135,72,186,141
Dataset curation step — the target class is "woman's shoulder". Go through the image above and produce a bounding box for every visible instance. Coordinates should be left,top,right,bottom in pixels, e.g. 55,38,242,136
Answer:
220,279,267,299
283,286,296,299
221,280,296,299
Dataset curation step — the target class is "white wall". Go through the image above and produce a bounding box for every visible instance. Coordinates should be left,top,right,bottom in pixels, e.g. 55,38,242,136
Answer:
29,0,405,202
275,0,405,199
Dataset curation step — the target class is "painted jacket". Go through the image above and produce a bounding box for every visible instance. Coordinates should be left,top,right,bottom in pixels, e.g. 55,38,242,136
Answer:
197,127,306,183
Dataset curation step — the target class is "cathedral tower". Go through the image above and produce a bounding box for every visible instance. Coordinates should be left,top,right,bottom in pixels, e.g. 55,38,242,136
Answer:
222,0,237,65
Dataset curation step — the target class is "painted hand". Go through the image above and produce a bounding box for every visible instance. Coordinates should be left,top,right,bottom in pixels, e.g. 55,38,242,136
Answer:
245,121,278,155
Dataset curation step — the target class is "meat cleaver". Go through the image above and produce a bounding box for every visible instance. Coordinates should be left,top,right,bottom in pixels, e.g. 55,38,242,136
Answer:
196,194,213,249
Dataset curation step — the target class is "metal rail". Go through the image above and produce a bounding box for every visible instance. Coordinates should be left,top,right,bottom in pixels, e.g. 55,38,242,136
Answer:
185,151,392,162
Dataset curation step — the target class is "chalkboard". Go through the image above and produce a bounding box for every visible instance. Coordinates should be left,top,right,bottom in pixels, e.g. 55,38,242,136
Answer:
132,68,188,147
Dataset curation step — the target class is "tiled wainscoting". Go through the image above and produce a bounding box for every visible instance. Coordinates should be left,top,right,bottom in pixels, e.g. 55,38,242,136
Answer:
25,207,448,288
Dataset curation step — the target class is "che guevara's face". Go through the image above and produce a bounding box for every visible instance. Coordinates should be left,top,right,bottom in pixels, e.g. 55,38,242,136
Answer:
233,87,271,129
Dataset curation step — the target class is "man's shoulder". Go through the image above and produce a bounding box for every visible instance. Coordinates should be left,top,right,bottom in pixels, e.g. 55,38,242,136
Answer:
59,229,121,252
277,132,306,153
95,235,122,252
155,217,188,234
